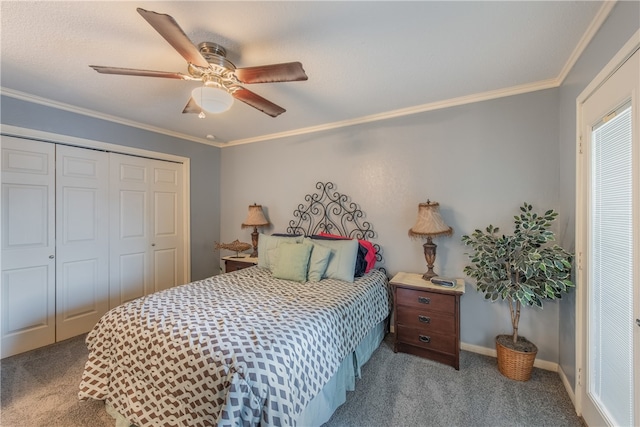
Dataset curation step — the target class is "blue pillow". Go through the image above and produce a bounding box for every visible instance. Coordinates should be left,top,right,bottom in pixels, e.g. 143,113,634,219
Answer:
303,239,333,282
310,235,368,277
271,242,312,283
257,234,305,269
310,238,358,282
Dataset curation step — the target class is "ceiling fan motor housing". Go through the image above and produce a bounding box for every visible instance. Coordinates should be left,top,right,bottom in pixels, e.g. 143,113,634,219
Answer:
198,42,236,71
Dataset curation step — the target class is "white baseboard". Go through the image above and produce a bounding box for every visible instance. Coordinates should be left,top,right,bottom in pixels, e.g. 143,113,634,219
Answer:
386,334,578,413
557,365,576,407
462,342,578,415
387,333,562,373
460,342,559,372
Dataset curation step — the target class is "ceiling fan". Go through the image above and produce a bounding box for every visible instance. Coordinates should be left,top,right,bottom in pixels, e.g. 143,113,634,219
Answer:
90,8,308,118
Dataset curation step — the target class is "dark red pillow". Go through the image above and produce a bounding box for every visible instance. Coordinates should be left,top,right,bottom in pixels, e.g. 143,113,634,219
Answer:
358,239,377,273
317,232,348,239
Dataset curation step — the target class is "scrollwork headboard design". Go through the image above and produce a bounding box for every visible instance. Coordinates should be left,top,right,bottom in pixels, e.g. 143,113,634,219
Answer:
287,181,384,267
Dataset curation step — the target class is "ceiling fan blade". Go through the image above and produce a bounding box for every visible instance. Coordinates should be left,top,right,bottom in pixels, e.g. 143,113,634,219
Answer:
232,87,286,117
182,97,201,114
90,65,192,79
235,62,308,84
136,8,209,68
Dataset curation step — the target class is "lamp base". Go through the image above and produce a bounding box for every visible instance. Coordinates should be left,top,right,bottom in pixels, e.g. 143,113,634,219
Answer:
422,238,438,281
422,271,437,281
250,228,259,258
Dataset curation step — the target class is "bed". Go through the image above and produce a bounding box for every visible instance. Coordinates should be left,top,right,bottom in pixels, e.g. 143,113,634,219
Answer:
78,181,391,426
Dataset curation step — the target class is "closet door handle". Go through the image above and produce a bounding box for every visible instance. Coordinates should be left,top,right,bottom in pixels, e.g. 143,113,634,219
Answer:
49,255,55,259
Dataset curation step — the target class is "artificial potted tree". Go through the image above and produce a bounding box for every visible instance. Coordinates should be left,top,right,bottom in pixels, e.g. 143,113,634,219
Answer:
461,203,573,381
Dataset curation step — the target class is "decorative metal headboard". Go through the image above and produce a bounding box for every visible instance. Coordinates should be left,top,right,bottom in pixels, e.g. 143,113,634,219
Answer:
287,181,384,265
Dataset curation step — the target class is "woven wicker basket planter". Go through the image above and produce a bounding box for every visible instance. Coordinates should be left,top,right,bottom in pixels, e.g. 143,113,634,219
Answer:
495,335,538,381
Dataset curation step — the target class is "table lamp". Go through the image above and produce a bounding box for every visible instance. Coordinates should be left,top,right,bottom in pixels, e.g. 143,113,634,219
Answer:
408,200,453,280
241,204,270,257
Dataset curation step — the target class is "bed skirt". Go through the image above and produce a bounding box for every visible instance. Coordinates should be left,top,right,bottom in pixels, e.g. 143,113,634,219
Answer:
105,320,386,427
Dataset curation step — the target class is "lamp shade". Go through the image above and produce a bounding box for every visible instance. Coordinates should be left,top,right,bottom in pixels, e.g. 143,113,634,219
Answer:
191,86,234,113
408,200,453,238
241,204,270,228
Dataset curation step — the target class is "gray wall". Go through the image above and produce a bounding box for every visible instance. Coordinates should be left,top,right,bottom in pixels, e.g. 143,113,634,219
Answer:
556,1,640,391
0,95,222,281
220,1,640,368
220,89,564,362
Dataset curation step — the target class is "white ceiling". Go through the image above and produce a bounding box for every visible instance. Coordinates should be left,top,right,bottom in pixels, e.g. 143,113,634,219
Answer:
1,1,606,147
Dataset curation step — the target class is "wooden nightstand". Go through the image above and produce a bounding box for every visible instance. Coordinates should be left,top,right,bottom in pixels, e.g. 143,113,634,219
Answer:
223,255,258,273
390,272,465,370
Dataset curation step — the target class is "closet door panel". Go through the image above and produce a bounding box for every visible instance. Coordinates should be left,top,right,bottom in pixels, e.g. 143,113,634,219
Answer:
155,191,177,236
61,259,99,319
154,248,177,292
1,138,55,358
56,145,109,341
150,160,183,293
110,154,151,307
115,190,147,302
3,267,50,330
118,253,146,303
120,190,147,239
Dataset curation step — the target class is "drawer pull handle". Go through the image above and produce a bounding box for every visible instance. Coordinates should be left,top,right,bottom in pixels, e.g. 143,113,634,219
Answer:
418,296,431,304
419,335,431,343
418,315,431,324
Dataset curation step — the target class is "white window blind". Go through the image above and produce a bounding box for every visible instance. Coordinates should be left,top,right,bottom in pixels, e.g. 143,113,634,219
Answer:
589,102,634,427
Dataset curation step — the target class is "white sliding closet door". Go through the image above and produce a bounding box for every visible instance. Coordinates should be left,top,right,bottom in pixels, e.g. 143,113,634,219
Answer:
55,145,109,341
2,134,188,357
1,137,55,358
109,153,184,308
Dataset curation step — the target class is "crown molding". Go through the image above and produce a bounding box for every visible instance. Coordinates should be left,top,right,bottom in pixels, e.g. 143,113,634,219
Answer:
556,1,618,85
0,87,224,148
0,123,192,164
226,77,559,147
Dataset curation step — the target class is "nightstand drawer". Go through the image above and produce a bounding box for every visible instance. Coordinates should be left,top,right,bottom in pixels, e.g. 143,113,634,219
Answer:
225,260,247,272
396,306,455,335
223,256,258,273
396,326,456,354
396,287,455,313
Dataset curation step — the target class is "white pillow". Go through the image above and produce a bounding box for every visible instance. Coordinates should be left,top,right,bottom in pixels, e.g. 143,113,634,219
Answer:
311,238,358,282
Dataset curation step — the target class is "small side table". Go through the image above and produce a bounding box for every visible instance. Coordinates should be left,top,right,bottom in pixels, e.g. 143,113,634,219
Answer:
223,255,258,273
390,272,465,370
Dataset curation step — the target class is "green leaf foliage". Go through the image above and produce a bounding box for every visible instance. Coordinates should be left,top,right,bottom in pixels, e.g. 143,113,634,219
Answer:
461,203,574,340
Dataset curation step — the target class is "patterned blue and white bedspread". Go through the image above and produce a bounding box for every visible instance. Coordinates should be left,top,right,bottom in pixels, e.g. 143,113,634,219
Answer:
79,267,390,426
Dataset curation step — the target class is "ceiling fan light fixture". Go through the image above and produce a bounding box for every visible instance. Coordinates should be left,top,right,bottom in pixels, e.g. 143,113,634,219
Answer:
191,85,234,114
